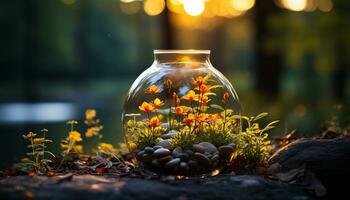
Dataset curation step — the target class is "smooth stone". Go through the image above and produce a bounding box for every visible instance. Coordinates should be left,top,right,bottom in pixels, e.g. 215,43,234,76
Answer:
192,144,206,153
188,160,198,169
156,139,173,150
144,147,154,154
204,152,212,159
151,159,161,168
185,150,194,156
218,145,235,159
158,155,172,163
165,158,181,169
172,147,183,157
153,145,163,150
162,130,179,139
198,142,218,154
194,152,210,165
177,153,190,161
142,153,153,162
211,154,220,166
178,162,189,173
154,148,171,158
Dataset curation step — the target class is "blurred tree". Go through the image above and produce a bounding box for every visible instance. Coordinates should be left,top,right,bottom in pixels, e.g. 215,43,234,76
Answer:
254,0,283,97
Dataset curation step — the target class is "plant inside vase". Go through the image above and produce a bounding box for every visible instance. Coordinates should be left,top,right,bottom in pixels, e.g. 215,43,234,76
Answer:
124,74,278,175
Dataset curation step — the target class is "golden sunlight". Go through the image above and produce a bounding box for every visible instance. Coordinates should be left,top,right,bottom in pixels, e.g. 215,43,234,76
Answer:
231,0,255,12
281,0,307,11
183,0,205,16
144,0,166,16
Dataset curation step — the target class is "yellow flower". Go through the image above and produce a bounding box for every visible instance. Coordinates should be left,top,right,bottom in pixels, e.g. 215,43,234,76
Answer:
23,132,37,139
139,102,154,113
183,113,196,126
182,90,197,102
174,106,189,116
193,76,205,86
85,126,102,138
128,142,138,151
153,98,164,109
33,138,45,144
85,109,96,120
98,143,117,153
73,145,83,154
146,85,161,95
208,114,221,123
196,113,207,123
68,131,82,142
60,143,69,149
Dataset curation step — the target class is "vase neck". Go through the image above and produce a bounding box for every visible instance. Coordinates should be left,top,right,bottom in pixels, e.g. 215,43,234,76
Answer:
154,50,211,65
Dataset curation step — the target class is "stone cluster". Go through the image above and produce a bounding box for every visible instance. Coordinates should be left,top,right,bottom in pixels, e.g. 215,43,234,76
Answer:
135,139,235,175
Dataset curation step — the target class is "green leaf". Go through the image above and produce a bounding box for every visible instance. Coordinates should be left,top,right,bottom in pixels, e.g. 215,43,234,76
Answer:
253,113,268,121
210,104,224,111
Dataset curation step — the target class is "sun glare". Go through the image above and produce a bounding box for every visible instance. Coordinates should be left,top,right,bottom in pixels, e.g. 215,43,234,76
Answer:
183,0,205,16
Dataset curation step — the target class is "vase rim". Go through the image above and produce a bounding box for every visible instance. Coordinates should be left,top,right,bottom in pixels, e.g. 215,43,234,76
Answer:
154,49,210,54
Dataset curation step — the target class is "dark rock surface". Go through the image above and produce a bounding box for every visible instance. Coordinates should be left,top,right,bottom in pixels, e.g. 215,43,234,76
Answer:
0,174,313,200
269,136,350,198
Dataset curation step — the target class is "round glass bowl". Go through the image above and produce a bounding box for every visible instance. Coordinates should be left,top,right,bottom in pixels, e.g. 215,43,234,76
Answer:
122,50,241,175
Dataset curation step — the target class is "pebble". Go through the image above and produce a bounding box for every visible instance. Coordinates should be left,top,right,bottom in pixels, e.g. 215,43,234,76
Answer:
193,152,210,166
165,158,181,169
177,153,189,161
137,150,145,158
218,145,235,159
188,160,198,169
158,155,172,163
144,147,154,154
153,145,163,150
185,150,194,156
156,139,173,150
142,153,153,162
162,130,178,139
211,154,220,166
204,152,212,159
198,142,218,154
192,144,206,153
172,147,182,157
151,159,161,168
154,148,171,158
178,162,189,173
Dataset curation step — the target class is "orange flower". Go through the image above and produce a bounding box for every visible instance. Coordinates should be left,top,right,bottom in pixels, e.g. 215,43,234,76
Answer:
193,76,205,86
199,84,210,94
139,102,154,113
200,95,209,106
182,90,196,102
153,98,164,109
183,113,195,126
149,117,160,127
174,106,189,116
146,85,161,95
173,92,180,106
223,92,230,102
196,113,207,123
208,114,221,123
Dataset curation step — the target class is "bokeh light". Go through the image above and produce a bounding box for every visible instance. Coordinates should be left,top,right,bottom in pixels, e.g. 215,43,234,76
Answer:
120,1,142,15
144,0,166,16
231,0,255,12
183,0,205,16
281,0,307,11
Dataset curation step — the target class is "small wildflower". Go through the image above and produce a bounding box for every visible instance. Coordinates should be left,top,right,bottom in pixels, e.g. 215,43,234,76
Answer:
183,113,196,126
139,102,155,113
33,138,45,144
128,142,138,151
193,76,205,86
68,131,82,142
146,85,161,95
196,113,207,123
174,106,189,116
153,98,164,109
98,143,117,153
200,95,209,106
199,84,210,94
223,92,230,102
173,92,180,106
149,117,161,127
23,132,36,139
182,90,197,102
85,109,96,121
85,126,102,138
208,114,221,123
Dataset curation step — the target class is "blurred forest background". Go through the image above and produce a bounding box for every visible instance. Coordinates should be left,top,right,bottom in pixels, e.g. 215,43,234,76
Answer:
0,0,349,168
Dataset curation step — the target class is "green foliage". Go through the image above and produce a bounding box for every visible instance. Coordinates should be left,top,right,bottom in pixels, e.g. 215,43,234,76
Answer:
16,129,55,174
235,113,279,166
